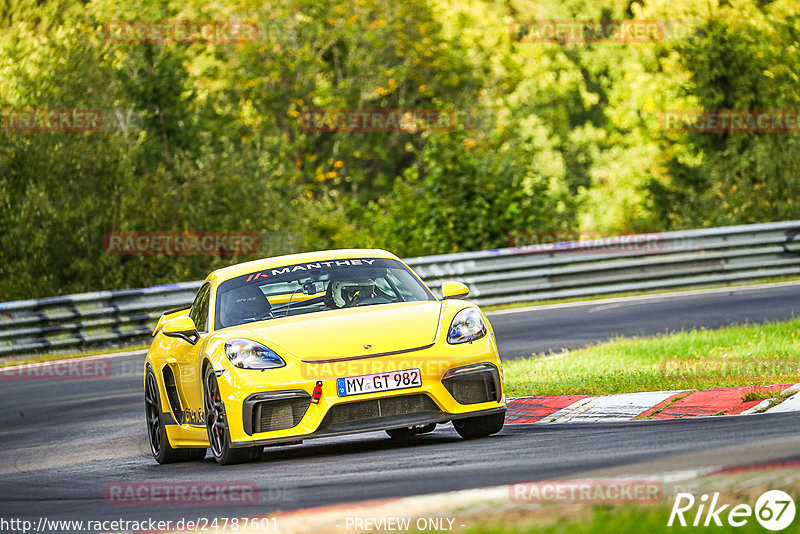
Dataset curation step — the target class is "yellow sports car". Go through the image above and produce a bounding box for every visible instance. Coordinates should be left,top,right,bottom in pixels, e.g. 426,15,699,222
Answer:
144,249,506,465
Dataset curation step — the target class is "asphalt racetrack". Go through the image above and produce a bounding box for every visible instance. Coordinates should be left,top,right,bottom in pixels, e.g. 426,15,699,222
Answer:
491,282,800,358
1,283,798,528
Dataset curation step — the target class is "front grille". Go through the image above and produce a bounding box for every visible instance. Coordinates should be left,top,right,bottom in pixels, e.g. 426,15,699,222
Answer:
323,394,439,426
443,365,499,405
253,398,310,433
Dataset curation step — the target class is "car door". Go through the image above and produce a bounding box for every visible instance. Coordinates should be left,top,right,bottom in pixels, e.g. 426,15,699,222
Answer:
167,282,211,425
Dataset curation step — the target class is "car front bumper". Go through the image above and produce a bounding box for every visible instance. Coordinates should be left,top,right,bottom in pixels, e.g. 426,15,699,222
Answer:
217,336,506,447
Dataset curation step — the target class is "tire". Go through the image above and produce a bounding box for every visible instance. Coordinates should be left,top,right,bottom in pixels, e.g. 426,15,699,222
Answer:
145,366,207,464
204,365,261,465
452,412,505,439
386,423,436,440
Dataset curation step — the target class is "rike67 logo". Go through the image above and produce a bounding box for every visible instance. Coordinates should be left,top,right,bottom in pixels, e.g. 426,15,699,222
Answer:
668,490,796,531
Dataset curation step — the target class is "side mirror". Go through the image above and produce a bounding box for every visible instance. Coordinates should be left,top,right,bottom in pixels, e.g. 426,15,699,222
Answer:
441,281,470,300
161,315,200,345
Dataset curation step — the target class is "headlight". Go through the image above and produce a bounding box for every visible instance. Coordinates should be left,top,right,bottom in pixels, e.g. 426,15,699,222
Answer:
447,308,487,344
224,339,285,369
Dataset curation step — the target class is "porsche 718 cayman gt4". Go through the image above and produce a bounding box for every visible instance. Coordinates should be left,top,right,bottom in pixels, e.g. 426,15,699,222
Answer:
144,249,506,465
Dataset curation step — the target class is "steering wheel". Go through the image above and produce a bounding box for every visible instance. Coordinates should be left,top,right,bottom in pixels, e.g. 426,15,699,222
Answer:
347,287,379,307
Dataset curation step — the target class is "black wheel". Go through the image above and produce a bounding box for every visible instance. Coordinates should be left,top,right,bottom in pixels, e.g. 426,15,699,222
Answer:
386,423,436,439
145,366,207,464
204,365,260,465
453,412,505,439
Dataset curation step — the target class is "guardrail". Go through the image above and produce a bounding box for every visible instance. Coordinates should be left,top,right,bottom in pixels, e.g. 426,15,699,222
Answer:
2,221,799,356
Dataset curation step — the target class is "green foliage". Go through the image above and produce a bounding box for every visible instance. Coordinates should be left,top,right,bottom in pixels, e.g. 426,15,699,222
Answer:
366,125,563,255
650,6,800,227
1,0,799,299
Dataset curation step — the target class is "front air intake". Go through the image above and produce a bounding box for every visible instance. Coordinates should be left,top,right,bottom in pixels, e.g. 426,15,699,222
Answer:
314,394,444,435
442,363,501,405
254,398,310,433
324,394,439,425
243,390,311,435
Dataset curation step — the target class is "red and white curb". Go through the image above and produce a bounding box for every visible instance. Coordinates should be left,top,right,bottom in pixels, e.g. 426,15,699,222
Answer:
744,383,800,414
505,383,800,424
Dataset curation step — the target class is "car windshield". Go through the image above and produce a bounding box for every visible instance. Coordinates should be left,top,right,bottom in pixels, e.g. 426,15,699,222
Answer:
214,257,435,329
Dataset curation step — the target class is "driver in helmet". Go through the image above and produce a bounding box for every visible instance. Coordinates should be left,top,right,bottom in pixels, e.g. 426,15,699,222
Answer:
327,279,376,309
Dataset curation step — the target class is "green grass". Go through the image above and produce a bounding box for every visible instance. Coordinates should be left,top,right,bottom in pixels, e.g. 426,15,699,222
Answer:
504,318,800,396
741,390,776,403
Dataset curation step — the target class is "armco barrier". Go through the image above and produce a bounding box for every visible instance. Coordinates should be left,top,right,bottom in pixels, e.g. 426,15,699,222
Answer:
2,221,799,355
0,282,200,356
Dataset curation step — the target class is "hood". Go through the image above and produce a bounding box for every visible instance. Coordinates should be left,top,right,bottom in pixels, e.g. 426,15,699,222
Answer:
245,301,444,361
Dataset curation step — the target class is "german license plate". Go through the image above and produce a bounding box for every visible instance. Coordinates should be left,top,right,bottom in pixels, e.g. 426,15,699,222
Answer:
336,368,422,397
